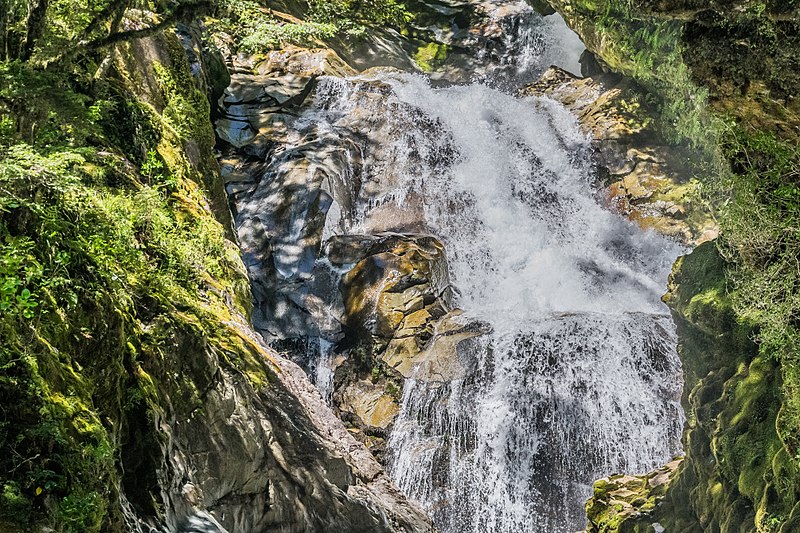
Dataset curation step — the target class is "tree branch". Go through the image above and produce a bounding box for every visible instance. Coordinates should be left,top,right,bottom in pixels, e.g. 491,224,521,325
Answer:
21,0,49,60
48,0,212,68
84,0,213,51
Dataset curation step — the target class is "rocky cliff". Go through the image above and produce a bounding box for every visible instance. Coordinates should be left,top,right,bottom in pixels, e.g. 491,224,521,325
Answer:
535,1,800,531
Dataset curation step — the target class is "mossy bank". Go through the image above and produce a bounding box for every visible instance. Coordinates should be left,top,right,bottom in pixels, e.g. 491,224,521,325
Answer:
0,7,431,532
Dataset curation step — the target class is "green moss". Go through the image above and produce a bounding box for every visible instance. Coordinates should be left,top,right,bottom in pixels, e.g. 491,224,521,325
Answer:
0,31,257,531
0,483,32,523
413,42,448,72
585,462,684,532
660,243,797,532
549,0,715,150
57,490,106,533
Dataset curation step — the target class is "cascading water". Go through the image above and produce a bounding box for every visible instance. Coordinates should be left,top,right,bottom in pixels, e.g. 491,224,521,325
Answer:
300,71,686,532
441,3,585,86
222,4,686,531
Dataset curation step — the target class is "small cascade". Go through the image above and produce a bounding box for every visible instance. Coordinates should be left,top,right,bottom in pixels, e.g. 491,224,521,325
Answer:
312,337,337,404
452,2,585,86
308,74,685,532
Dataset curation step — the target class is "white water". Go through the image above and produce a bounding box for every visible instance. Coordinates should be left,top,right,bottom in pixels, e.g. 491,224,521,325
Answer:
303,72,685,532
453,4,586,87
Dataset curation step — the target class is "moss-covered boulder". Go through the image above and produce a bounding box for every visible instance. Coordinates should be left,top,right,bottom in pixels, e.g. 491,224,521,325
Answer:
585,459,683,533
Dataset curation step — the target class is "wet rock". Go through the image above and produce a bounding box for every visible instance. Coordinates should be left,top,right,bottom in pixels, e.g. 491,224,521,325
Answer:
340,234,452,344
524,66,718,245
212,44,482,468
584,459,683,533
213,49,363,343
333,235,489,438
340,379,400,429
216,118,257,147
383,310,489,381
214,48,443,365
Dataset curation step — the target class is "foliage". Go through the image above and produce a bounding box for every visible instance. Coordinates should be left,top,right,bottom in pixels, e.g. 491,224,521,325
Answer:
716,125,800,455
239,20,338,52
0,61,103,145
0,28,247,529
307,0,409,35
213,0,412,54
413,42,448,72
1,0,214,71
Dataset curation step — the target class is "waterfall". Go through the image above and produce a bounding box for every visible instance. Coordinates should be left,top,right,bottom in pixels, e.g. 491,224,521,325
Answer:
222,4,686,530
302,72,686,532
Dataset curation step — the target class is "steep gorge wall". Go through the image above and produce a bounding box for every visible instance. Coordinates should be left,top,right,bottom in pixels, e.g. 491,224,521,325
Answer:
535,1,800,531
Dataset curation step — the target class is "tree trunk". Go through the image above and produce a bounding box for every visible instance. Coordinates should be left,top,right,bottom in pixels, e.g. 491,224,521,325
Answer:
21,0,48,61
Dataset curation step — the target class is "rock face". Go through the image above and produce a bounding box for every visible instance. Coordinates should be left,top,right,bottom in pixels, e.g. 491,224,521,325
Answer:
214,45,492,461
139,314,435,533
111,32,435,533
524,66,717,245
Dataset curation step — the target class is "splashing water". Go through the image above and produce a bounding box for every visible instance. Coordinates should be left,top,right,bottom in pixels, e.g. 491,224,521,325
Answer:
304,70,686,532
441,2,585,87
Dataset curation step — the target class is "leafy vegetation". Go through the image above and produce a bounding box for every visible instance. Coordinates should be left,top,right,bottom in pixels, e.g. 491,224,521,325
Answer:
0,3,253,529
212,0,412,53
717,125,800,453
554,0,715,149
1,0,214,66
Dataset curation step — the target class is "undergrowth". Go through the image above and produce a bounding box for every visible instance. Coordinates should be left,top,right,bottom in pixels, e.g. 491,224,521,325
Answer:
558,0,713,149
717,125,800,452
213,0,412,53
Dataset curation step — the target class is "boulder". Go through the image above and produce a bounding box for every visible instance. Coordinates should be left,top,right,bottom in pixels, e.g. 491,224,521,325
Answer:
584,459,683,533
340,234,453,344
382,310,489,381
340,379,400,429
